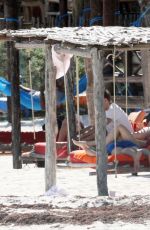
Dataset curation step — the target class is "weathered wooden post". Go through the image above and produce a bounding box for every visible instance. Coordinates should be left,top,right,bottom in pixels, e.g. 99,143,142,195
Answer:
72,0,84,26
4,0,22,169
141,51,150,108
140,5,150,109
84,0,103,126
83,0,90,26
103,0,116,26
65,59,77,151
59,0,68,27
91,48,108,196
45,44,57,191
10,40,22,169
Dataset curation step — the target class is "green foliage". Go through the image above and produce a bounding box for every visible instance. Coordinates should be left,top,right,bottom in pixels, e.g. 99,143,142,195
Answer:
0,42,7,77
0,43,85,91
20,48,45,90
78,57,85,77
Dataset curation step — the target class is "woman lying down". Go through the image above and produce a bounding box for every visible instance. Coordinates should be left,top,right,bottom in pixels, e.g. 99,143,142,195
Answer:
72,124,150,157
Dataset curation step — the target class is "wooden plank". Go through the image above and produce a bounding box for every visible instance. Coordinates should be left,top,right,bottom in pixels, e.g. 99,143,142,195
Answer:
114,96,145,109
104,75,143,83
89,166,150,176
54,45,91,58
57,162,96,168
15,42,45,49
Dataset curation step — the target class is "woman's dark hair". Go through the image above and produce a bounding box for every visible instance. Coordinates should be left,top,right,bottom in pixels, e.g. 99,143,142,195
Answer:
104,89,111,102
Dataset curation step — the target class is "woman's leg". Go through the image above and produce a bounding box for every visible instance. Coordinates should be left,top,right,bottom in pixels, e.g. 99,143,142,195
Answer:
72,139,96,156
133,127,150,140
106,125,146,147
57,118,68,142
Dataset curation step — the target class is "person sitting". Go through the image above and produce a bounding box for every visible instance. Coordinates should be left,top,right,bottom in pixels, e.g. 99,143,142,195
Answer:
72,124,150,157
74,88,132,142
104,89,133,133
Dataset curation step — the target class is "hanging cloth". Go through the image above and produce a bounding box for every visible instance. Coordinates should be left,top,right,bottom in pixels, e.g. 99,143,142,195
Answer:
52,45,73,79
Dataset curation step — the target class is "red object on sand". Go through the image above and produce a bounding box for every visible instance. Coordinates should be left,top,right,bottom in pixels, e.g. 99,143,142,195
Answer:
0,131,45,144
34,142,68,159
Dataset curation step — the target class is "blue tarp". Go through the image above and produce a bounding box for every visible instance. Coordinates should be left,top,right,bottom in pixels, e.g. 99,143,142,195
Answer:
0,77,41,111
0,75,87,112
58,74,87,104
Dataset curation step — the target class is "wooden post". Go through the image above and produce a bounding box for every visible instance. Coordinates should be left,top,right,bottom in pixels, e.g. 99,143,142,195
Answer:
83,0,90,26
84,0,103,126
90,0,103,26
59,0,68,27
4,0,20,123
91,48,108,196
141,51,150,108
65,58,76,151
72,0,84,26
4,0,21,169
84,58,95,125
45,44,57,191
10,41,21,169
103,0,116,26
84,1,93,126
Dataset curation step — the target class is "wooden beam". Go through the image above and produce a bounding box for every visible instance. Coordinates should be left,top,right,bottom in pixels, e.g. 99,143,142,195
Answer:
114,96,145,109
45,44,57,191
104,75,143,83
52,42,150,54
54,44,91,58
92,48,108,196
0,36,8,41
15,42,45,49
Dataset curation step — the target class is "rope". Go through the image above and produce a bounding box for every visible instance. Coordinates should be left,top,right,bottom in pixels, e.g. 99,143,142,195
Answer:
131,6,150,27
112,46,118,178
79,7,91,26
28,50,36,140
63,60,71,155
89,16,103,26
125,50,128,114
75,56,81,140
55,13,68,27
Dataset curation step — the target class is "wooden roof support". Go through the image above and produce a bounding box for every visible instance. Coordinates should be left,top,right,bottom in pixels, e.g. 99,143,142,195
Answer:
45,44,57,191
91,48,108,196
54,44,91,58
9,41,22,169
15,41,45,49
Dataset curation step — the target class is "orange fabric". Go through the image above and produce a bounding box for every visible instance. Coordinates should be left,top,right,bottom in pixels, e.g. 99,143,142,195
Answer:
70,149,149,166
71,150,96,164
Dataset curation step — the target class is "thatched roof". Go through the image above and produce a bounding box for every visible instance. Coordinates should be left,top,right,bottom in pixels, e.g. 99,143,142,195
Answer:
8,26,150,48
0,26,149,51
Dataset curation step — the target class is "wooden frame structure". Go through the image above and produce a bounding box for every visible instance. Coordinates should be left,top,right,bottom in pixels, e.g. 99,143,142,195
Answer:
1,26,150,195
